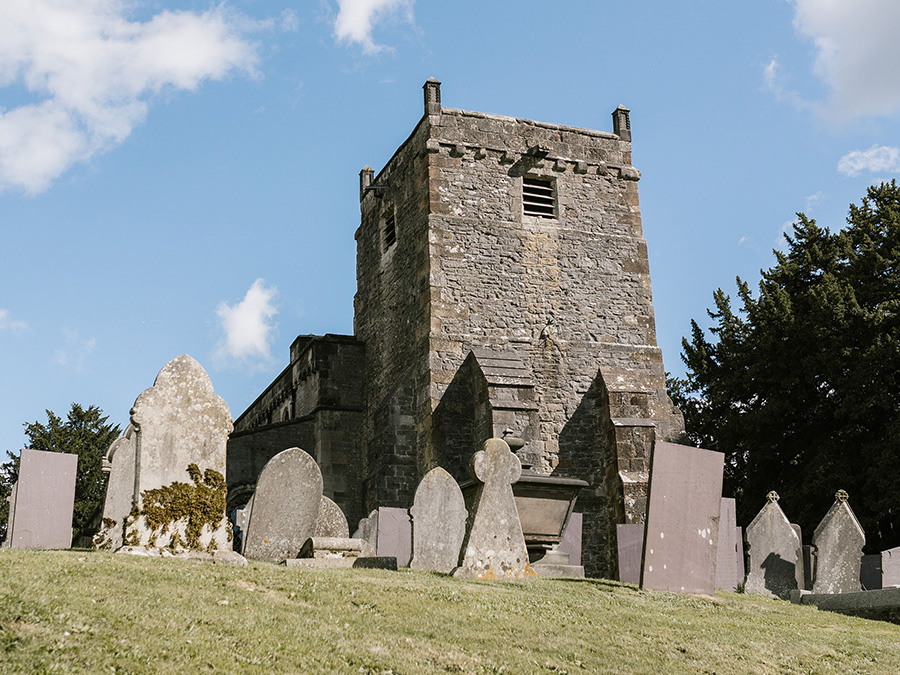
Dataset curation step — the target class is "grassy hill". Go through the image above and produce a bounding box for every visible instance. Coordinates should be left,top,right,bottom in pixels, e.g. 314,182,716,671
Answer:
1,549,898,674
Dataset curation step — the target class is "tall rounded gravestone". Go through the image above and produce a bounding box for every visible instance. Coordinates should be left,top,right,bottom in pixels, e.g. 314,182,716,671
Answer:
243,448,323,563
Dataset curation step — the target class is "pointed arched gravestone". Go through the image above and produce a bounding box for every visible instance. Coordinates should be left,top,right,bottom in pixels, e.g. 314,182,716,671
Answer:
93,425,137,550
126,355,233,551
243,448,323,563
811,490,865,595
745,491,804,599
410,467,466,572
454,439,536,580
315,496,350,538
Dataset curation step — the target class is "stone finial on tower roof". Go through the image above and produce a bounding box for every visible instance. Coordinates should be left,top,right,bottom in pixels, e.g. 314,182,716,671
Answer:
359,165,374,202
612,104,631,142
424,77,442,116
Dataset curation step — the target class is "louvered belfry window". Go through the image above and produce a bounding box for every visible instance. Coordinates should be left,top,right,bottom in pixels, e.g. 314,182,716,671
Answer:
523,176,556,218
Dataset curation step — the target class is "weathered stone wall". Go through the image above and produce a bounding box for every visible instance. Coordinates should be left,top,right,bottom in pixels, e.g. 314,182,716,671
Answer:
355,120,433,509
226,335,364,526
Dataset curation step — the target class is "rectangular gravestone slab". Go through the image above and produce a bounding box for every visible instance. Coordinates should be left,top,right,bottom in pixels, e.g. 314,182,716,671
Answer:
8,449,78,549
736,527,745,587
861,554,883,591
374,507,412,567
716,498,739,591
882,547,900,588
559,512,583,567
641,442,725,595
617,523,644,585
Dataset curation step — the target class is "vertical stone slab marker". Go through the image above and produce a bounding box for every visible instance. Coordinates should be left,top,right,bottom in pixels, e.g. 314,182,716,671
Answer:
811,490,865,595
640,442,725,595
617,523,645,585
243,447,323,563
455,439,536,580
883,547,900,588
315,496,350,539
6,449,78,549
716,497,740,591
410,466,467,572
745,491,804,599
93,425,136,550
124,355,233,552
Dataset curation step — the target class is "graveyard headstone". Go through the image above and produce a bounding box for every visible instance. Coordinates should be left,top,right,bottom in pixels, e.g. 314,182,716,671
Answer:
124,355,232,551
745,491,804,599
93,425,136,550
716,498,740,591
883,547,900,588
455,438,535,580
315,496,350,538
640,442,725,595
243,447,323,563
410,466,467,572
811,490,865,595
6,449,77,550
617,523,645,585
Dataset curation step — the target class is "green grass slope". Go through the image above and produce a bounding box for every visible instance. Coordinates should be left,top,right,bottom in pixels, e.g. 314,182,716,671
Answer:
1,550,898,673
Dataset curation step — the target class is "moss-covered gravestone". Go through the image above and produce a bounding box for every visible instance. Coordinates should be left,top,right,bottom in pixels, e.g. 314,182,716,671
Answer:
122,355,233,553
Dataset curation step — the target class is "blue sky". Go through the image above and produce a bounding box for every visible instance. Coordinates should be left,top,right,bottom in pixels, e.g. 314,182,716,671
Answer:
2,0,900,454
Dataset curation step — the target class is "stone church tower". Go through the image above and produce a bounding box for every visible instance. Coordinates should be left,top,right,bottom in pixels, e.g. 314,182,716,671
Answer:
228,79,683,577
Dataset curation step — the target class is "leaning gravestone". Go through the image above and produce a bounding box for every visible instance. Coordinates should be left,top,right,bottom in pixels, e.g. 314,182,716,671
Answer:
640,442,725,595
315,496,350,538
93,425,137,550
6,449,78,549
745,491,804,599
243,447,322,563
410,466,467,572
617,523,645,585
455,438,535,580
811,490,865,595
123,355,233,552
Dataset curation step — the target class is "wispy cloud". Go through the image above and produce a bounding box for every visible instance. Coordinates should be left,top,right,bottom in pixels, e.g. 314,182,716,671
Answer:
805,191,825,211
837,145,900,177
776,220,798,250
0,1,263,195
333,0,414,54
784,0,900,120
0,308,27,331
215,279,278,365
54,328,96,369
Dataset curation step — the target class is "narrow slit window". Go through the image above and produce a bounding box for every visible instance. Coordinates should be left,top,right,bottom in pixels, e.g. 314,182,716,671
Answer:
523,176,556,218
383,211,396,251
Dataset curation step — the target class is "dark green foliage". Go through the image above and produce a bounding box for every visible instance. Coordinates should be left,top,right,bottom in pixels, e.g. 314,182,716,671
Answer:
673,181,900,552
0,404,120,542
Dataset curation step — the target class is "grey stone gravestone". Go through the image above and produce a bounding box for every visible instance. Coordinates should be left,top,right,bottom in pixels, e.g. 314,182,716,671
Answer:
455,438,535,580
736,526,745,587
243,447,323,563
811,490,865,595
124,355,232,551
235,494,254,555
883,547,900,588
745,491,804,599
860,554,883,591
410,466,467,572
352,507,412,567
315,496,350,538
617,523,644,585
559,512,583,567
93,425,136,550
716,498,740,591
6,449,78,549
640,442,724,595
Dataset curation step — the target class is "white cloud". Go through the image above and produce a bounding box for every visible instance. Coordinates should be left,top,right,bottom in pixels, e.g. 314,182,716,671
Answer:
54,328,96,368
0,1,261,194
333,0,414,54
215,279,277,364
805,191,825,211
788,0,900,119
837,145,900,177
776,219,797,249
0,308,27,331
